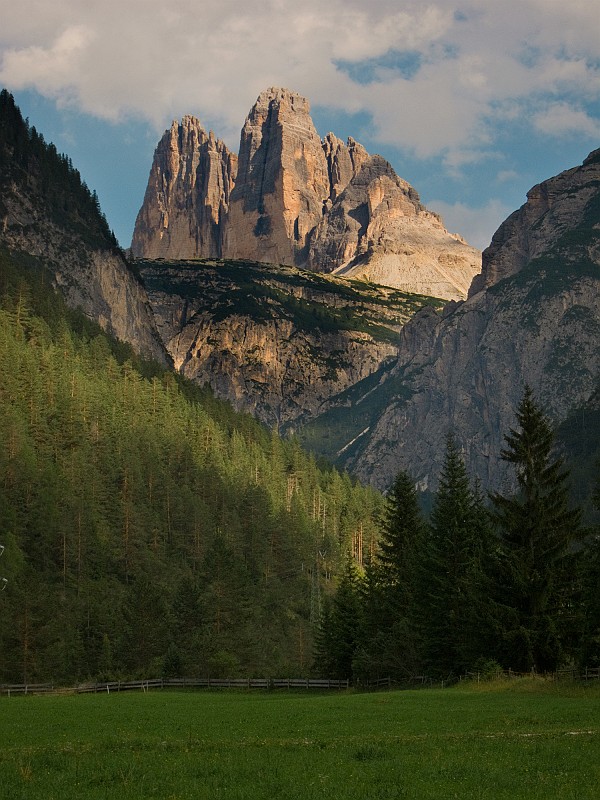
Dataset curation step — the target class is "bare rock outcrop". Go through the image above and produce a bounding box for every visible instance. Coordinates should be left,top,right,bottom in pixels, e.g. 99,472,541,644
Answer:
322,133,369,202
222,87,332,266
133,88,481,301
137,259,441,429
338,149,600,492
470,149,600,296
1,184,167,364
308,155,480,299
131,116,237,259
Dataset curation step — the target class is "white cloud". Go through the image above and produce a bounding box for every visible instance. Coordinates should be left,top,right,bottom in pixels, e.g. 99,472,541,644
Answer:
0,25,93,102
496,169,519,183
0,0,598,162
533,103,600,138
427,198,514,251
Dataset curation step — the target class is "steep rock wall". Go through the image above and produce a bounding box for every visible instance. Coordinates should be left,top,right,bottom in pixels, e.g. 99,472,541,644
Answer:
131,116,236,259
133,88,481,301
342,149,600,491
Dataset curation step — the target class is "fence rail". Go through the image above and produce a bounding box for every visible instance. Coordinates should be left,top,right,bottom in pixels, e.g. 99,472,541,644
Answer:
2,668,598,697
0,677,350,696
458,666,600,683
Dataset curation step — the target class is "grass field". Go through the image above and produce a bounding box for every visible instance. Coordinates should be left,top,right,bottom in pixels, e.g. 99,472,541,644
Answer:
1,678,599,799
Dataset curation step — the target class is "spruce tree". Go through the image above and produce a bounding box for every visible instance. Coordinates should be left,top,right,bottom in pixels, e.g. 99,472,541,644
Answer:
365,470,425,680
424,435,492,677
314,556,362,680
490,387,582,672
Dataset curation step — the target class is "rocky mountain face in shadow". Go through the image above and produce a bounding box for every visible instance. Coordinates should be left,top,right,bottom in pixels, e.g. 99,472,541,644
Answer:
132,88,480,302
0,90,167,365
331,149,600,493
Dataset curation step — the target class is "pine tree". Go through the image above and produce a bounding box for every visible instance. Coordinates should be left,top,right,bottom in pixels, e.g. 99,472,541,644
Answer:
314,556,362,680
363,470,425,680
423,435,492,677
490,387,582,672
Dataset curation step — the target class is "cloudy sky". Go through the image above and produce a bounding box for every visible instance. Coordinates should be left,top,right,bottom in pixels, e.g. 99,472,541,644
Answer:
1,0,599,250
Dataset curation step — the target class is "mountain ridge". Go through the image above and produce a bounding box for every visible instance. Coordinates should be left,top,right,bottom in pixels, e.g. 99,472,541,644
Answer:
0,89,168,365
333,148,600,494
132,87,481,302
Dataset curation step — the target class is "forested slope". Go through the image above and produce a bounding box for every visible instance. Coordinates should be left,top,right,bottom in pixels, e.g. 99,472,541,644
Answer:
0,250,383,683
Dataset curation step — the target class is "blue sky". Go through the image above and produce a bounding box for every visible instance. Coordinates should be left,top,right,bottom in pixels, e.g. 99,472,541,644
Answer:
1,1,599,251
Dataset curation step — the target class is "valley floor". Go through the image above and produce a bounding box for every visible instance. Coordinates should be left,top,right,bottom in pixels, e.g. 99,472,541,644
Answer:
1,679,599,798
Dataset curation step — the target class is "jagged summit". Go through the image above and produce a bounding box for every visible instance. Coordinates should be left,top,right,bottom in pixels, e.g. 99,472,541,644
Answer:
131,115,237,260
132,87,481,301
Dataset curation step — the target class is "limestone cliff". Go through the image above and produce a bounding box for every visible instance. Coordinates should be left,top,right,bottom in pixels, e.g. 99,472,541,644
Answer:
1,183,168,364
133,88,481,301
222,88,332,266
470,148,600,295
138,258,444,428
329,149,600,492
131,116,237,259
308,155,480,299
0,91,168,365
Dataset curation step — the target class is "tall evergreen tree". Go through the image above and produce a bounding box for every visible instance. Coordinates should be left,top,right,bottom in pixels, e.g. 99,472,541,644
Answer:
314,556,362,680
490,387,582,672
423,435,492,677
356,471,425,681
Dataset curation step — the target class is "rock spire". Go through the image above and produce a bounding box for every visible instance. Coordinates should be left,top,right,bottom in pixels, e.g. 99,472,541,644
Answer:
132,88,481,300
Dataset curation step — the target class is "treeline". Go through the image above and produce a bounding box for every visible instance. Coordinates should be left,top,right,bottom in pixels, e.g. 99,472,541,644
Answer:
0,89,117,250
316,394,600,682
0,250,383,683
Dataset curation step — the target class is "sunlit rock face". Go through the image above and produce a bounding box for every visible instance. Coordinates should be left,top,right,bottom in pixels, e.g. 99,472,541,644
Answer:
222,87,333,267
308,154,481,300
131,115,237,260
133,88,481,302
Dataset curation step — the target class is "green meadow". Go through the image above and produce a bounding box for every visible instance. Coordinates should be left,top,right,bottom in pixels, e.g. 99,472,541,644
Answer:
1,679,599,799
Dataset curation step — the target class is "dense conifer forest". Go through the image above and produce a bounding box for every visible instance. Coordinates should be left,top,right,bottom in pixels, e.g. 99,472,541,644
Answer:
316,410,600,683
0,251,383,682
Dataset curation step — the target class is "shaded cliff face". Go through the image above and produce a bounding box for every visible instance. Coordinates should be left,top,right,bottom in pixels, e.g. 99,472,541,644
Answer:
138,258,444,428
333,149,600,492
1,170,167,366
133,87,481,301
131,116,237,259
470,149,600,295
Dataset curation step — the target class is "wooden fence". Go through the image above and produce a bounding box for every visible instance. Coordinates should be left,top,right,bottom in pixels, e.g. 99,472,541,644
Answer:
456,666,600,684
2,668,598,696
0,676,350,696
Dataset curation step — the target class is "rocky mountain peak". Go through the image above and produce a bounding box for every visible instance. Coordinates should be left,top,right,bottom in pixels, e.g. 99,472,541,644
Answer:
469,147,600,297
322,133,369,202
131,115,237,259
222,86,331,266
309,153,480,299
133,87,481,300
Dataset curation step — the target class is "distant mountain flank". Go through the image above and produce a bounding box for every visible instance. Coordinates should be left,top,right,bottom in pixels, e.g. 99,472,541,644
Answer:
336,148,600,496
0,89,167,365
132,87,481,302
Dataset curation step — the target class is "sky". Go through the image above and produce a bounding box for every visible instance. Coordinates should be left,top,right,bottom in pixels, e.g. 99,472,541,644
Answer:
1,0,599,252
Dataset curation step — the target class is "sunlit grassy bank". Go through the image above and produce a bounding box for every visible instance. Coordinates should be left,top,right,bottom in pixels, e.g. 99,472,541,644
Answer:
1,679,599,799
